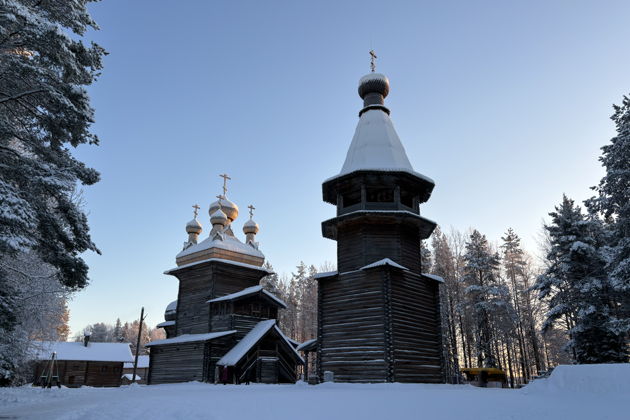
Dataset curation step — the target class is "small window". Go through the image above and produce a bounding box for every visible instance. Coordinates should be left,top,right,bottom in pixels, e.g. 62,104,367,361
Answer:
367,188,393,203
342,191,361,207
101,366,108,372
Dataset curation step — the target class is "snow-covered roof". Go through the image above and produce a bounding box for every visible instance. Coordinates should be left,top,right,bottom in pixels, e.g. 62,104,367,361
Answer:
274,326,304,364
165,300,177,314
217,320,304,366
285,337,300,347
145,331,236,347
207,285,287,308
296,338,317,352
313,270,338,279
340,108,411,175
123,355,150,369
360,258,409,271
121,373,141,381
156,320,176,328
32,341,134,363
323,106,433,186
176,232,264,260
218,320,276,366
422,273,445,283
164,258,273,275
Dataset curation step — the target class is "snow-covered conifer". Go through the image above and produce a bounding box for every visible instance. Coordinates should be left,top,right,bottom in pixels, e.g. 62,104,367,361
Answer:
0,0,104,289
462,230,508,368
586,94,630,345
535,195,626,363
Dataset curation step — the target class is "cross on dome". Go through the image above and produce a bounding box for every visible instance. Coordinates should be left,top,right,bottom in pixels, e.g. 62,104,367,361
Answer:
248,204,255,219
369,50,377,73
216,194,225,208
219,173,231,196
192,204,200,219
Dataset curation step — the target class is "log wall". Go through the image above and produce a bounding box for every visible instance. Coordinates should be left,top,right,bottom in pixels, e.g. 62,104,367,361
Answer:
336,222,421,272
390,270,443,383
34,360,123,387
173,262,263,335
148,342,205,384
317,270,387,382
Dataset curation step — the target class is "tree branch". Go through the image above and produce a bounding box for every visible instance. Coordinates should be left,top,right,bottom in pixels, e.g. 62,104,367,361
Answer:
0,89,46,105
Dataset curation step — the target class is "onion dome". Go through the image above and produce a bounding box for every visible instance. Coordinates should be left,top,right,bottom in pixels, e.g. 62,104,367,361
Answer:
209,198,239,222
164,300,177,321
358,73,390,112
185,218,202,234
243,218,259,235
210,208,228,227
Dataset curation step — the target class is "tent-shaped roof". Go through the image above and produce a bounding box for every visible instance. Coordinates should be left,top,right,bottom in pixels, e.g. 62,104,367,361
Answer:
340,108,413,175
207,285,287,308
32,341,134,363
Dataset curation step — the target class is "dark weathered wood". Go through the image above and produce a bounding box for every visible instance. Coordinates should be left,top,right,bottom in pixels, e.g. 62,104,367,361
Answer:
318,163,443,383
148,342,206,384
33,360,124,387
151,257,301,385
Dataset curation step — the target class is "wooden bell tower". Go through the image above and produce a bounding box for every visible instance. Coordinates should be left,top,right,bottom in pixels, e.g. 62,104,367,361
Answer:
316,67,444,383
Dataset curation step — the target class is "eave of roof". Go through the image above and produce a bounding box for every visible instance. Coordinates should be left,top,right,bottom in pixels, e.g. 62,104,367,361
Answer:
207,285,287,308
145,330,235,347
164,258,273,276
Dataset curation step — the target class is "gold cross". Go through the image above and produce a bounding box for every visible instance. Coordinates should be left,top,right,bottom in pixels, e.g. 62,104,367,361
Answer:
192,204,200,219
369,50,377,73
248,204,255,219
219,173,231,196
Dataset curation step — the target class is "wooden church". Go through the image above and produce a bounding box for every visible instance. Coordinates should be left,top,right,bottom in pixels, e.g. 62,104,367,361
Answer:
314,69,444,383
147,180,303,384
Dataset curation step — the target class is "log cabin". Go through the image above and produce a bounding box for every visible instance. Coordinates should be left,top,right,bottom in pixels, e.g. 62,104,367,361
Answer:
315,71,445,383
147,191,303,385
32,338,133,387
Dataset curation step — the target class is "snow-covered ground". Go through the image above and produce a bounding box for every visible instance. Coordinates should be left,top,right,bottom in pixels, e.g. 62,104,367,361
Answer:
1,364,627,420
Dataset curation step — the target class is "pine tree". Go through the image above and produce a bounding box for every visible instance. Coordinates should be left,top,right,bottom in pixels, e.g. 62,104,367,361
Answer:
586,94,630,346
501,228,541,379
113,318,123,342
431,227,461,382
462,230,506,368
0,0,105,289
0,272,18,386
535,195,626,363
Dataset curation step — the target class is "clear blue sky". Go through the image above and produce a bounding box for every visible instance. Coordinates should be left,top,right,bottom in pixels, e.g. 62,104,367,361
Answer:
68,0,630,335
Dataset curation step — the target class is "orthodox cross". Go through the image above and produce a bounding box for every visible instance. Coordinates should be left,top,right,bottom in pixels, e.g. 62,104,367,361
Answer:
369,50,377,73
216,194,225,208
192,204,200,219
248,204,255,219
219,173,231,196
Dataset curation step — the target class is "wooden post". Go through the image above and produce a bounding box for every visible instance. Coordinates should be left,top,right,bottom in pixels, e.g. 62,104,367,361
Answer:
132,306,147,384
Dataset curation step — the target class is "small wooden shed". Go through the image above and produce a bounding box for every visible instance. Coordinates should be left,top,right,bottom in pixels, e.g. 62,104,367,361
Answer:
33,341,134,387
